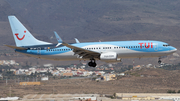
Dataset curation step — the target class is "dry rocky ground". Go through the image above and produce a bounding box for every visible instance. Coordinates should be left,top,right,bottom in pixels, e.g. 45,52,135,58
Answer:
0,68,180,98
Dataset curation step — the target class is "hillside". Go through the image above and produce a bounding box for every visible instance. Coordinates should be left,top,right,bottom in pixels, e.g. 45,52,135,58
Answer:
2,0,180,44
1,68,180,97
0,0,180,65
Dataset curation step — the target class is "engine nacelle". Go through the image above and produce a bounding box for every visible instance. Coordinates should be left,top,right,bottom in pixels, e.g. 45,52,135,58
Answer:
100,52,117,60
100,52,121,63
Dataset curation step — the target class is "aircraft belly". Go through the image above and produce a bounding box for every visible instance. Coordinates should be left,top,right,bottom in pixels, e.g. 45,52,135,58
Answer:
40,51,78,60
17,51,78,61
116,49,170,58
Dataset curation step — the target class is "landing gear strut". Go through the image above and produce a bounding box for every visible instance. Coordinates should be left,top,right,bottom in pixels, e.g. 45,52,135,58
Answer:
158,58,161,64
88,59,97,67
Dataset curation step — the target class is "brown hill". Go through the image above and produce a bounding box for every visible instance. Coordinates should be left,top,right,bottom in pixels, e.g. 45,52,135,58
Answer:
1,68,180,97
4,0,180,43
0,0,180,65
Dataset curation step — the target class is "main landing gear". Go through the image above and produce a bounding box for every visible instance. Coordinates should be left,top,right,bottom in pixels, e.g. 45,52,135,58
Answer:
88,59,97,67
158,58,161,64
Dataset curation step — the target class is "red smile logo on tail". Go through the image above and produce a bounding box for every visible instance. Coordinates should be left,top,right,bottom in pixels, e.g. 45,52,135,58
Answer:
15,31,26,40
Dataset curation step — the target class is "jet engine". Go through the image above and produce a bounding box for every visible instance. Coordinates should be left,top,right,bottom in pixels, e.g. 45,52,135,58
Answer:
100,52,121,63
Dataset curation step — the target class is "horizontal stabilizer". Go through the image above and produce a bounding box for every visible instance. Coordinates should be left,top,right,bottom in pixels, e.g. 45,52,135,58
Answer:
4,45,27,50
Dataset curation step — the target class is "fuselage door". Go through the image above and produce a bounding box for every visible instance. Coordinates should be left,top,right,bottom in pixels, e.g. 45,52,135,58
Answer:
154,44,158,51
37,47,41,55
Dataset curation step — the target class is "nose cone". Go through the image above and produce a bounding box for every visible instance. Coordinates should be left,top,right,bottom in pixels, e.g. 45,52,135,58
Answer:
170,46,177,53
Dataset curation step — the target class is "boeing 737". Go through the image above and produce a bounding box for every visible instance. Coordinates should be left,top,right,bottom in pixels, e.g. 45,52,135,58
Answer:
6,16,177,67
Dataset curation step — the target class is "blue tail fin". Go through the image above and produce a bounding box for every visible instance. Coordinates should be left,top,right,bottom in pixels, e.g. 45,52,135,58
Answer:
8,16,52,47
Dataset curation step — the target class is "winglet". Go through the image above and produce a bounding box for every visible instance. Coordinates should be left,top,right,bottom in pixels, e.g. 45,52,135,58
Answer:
54,31,63,47
74,38,80,43
54,31,62,43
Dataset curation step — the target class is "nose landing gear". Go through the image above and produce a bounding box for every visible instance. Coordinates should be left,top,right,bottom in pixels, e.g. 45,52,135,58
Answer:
88,59,97,67
158,58,161,64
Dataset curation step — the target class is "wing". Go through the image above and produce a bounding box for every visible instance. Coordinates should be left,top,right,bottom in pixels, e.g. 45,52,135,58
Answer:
62,42,100,59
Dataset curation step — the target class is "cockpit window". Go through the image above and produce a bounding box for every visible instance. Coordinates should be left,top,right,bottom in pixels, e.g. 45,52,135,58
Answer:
163,44,169,47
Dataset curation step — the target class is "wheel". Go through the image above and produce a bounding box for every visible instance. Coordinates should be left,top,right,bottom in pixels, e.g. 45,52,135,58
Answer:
88,58,97,67
88,62,93,67
92,62,97,67
158,60,161,64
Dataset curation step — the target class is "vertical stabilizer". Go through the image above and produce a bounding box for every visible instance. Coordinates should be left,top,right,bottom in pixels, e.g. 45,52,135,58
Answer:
8,16,52,47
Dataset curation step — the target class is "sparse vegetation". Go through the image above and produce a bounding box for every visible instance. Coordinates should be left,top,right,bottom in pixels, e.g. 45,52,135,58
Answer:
167,90,176,93
161,63,180,70
0,68,180,97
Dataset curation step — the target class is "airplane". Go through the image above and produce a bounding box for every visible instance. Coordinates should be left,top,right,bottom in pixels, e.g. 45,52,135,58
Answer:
5,16,177,67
